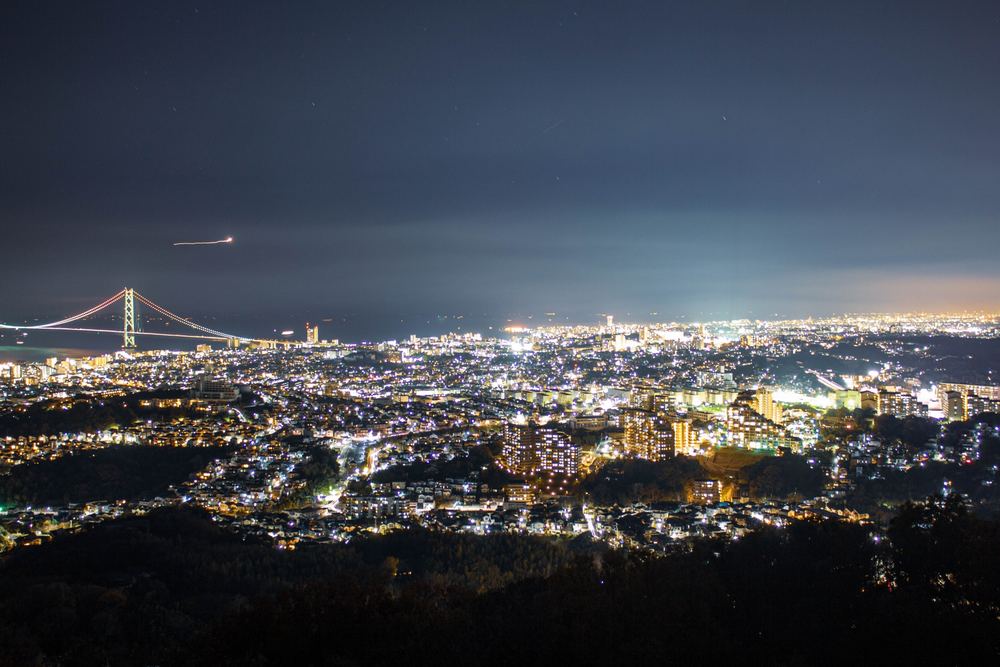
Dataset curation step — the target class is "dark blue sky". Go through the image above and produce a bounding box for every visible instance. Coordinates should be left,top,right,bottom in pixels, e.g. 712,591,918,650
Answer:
2,1,999,340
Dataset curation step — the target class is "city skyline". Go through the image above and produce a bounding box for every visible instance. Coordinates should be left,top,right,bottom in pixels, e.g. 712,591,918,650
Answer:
4,279,1000,357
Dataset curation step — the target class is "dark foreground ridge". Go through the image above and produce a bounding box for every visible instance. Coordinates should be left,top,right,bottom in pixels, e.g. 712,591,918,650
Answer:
0,445,232,508
1,499,998,666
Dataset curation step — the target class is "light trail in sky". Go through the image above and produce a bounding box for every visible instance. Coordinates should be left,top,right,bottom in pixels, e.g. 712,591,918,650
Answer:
173,236,233,246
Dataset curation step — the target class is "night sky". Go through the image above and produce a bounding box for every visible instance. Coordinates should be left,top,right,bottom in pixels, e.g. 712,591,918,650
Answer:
2,1,1000,341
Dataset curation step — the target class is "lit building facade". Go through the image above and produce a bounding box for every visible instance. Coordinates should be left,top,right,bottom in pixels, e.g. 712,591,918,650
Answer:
671,418,697,456
620,408,675,461
877,388,927,418
725,401,800,451
938,382,1000,402
501,421,580,476
942,390,966,421
966,393,1000,418
938,383,1000,420
752,387,783,424
690,479,721,505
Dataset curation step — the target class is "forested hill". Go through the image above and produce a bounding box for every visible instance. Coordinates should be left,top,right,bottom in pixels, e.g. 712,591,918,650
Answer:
0,446,231,506
1,500,998,665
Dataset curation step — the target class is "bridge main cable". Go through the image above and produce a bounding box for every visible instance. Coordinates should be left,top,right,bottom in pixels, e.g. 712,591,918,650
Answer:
0,289,126,330
133,291,250,341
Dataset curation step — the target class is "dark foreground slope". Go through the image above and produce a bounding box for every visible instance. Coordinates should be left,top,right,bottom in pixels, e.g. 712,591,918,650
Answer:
0,446,231,507
0,508,572,666
1,499,999,666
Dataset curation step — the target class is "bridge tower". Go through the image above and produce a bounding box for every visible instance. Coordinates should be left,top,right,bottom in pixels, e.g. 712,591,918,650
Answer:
122,288,137,349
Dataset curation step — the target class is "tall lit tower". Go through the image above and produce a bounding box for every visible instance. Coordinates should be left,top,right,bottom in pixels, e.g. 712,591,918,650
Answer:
123,288,137,349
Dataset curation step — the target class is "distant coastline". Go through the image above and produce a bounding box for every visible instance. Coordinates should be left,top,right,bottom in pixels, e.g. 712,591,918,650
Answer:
0,346,111,364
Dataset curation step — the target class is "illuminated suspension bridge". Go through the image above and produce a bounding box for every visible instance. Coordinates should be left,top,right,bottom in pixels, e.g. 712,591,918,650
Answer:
0,288,291,349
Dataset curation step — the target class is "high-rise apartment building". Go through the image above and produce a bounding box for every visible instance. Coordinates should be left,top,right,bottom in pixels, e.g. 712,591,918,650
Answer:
536,428,580,475
966,393,1000,418
620,408,675,461
938,382,1000,402
501,421,580,476
671,417,696,456
937,383,1000,420
877,388,927,418
751,387,783,424
942,390,967,421
725,401,800,450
